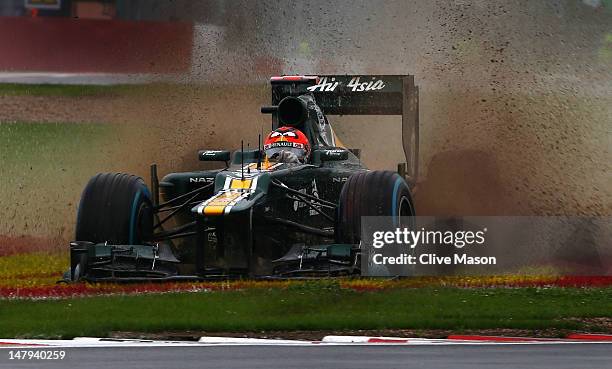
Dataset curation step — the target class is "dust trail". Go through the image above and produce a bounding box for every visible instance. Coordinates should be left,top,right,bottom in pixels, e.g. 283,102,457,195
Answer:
185,0,611,216
1,1,611,250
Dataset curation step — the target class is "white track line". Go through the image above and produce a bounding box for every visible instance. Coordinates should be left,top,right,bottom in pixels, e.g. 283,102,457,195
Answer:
198,337,308,345
320,336,612,345
1,336,612,348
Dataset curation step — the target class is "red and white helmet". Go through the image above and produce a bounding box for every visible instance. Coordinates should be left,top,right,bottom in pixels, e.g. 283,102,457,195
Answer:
263,126,310,161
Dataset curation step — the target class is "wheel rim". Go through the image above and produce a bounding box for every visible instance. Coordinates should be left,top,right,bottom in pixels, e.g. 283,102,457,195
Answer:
398,196,411,217
136,202,153,242
398,196,413,228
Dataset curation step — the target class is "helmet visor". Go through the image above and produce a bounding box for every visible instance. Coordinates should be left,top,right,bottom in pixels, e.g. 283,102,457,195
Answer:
265,146,307,160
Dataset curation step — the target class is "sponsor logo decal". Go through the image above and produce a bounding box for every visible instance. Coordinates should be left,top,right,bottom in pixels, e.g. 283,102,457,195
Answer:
307,77,340,92
346,77,386,92
323,149,346,157
201,150,224,155
263,141,305,150
190,177,215,183
307,76,386,92
310,179,319,216
198,150,229,161
293,188,307,211
293,179,320,216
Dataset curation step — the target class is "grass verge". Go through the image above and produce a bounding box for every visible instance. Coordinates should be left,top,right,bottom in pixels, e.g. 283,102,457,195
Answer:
0,83,264,97
0,83,150,97
1,285,611,339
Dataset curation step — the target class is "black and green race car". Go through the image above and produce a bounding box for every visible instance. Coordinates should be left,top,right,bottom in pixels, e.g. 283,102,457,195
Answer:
67,75,420,281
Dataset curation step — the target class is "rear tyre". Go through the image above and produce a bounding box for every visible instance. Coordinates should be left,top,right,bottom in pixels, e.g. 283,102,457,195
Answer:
75,173,153,244
336,170,415,244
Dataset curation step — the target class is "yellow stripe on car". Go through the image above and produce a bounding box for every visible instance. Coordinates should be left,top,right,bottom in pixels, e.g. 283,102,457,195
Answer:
230,178,253,190
203,192,243,215
203,205,226,215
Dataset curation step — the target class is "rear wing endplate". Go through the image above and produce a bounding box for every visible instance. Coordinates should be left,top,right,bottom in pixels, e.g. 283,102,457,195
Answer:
270,75,419,184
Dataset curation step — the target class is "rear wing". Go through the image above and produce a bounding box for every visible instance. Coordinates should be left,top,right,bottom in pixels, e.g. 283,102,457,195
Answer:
268,75,419,184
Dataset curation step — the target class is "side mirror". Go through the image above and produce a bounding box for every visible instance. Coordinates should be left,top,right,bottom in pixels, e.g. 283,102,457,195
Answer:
198,150,231,162
348,148,361,159
313,148,349,163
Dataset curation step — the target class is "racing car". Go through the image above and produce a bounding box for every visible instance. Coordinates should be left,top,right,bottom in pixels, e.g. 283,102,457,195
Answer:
67,75,419,281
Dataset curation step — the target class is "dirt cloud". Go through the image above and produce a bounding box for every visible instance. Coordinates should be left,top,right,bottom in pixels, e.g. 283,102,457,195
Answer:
1,0,611,248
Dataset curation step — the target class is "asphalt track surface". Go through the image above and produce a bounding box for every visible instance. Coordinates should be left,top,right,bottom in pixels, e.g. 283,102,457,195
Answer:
1,344,611,369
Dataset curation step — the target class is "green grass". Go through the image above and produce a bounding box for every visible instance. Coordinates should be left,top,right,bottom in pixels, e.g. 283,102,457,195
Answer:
0,83,151,97
1,286,611,339
0,122,113,168
0,83,264,97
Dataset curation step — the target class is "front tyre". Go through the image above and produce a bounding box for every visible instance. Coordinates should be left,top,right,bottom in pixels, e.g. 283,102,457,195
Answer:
75,173,153,245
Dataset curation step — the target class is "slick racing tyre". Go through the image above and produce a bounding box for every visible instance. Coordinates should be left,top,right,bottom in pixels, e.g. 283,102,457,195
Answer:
336,170,415,244
75,173,153,245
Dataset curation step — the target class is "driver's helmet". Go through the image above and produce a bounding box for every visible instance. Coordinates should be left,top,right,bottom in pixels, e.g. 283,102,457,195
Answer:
263,126,310,163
